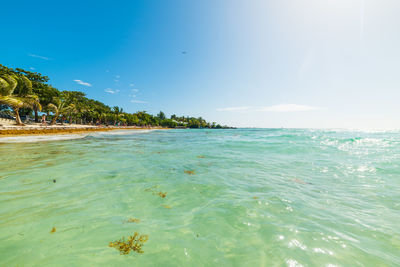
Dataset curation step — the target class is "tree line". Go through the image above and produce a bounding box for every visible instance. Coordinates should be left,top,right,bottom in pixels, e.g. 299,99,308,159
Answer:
0,64,229,128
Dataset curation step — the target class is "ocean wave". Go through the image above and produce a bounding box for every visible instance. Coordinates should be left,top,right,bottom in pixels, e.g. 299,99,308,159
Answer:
0,134,89,143
89,129,156,136
0,129,158,143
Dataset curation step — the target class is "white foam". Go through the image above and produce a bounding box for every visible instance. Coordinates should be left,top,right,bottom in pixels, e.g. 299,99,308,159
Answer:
0,134,88,143
0,129,157,143
90,129,156,136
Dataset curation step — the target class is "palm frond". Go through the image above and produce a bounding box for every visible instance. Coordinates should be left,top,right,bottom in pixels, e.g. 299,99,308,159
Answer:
0,95,24,108
48,103,58,113
14,75,33,96
0,77,10,95
0,74,18,96
20,95,42,111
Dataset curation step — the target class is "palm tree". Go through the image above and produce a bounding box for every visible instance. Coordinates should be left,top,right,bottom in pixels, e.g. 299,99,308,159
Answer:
99,112,107,124
48,95,74,125
112,106,124,125
0,73,42,125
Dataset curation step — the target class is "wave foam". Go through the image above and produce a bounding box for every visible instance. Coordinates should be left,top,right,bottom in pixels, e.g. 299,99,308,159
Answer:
0,129,157,143
0,134,88,143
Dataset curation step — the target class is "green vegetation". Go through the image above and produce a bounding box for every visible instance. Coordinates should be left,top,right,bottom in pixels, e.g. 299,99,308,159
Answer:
0,67,41,125
0,64,231,128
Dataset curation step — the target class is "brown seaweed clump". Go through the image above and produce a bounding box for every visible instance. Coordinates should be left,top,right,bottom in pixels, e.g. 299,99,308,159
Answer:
109,232,149,255
125,217,140,223
197,155,205,158
184,170,195,175
157,191,167,198
145,186,167,198
50,227,56,233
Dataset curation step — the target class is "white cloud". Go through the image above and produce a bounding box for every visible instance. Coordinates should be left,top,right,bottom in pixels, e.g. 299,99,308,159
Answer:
105,88,120,94
114,79,119,83
28,54,50,60
115,75,120,79
74,79,92,87
131,88,139,92
217,104,321,112
129,83,135,87
130,100,148,103
105,70,110,73
29,67,35,70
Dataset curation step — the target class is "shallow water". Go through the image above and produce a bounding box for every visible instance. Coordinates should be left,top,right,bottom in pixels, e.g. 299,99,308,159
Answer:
0,129,399,266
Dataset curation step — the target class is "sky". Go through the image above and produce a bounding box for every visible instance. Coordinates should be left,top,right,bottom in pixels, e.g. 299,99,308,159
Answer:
1,0,400,129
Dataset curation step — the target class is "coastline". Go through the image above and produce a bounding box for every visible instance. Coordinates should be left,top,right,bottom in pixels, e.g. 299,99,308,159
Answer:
0,125,166,137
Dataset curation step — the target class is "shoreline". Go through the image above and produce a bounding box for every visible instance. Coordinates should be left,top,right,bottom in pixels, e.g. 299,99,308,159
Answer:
0,125,166,137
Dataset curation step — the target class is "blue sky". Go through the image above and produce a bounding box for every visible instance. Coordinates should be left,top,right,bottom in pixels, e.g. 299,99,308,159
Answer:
1,0,400,129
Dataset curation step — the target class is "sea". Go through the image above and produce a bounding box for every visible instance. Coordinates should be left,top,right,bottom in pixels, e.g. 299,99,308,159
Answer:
0,128,399,266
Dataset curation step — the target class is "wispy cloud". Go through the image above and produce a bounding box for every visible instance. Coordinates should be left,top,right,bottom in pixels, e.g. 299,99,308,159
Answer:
217,104,321,112
131,88,139,92
258,104,320,112
29,67,35,70
105,88,120,94
129,83,135,87
130,99,148,104
28,54,50,60
74,79,92,87
216,106,251,112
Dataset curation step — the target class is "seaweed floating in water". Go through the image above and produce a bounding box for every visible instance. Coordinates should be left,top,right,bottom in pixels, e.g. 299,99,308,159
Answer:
197,155,205,158
162,204,172,209
125,217,140,223
50,227,56,233
157,191,167,198
145,186,167,198
252,196,259,199
109,232,148,255
184,170,195,175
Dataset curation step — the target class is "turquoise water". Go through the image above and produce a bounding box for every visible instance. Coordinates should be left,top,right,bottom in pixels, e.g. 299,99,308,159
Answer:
1,129,399,266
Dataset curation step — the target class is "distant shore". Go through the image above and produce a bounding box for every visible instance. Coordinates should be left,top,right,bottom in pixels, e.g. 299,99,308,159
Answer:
0,124,165,136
